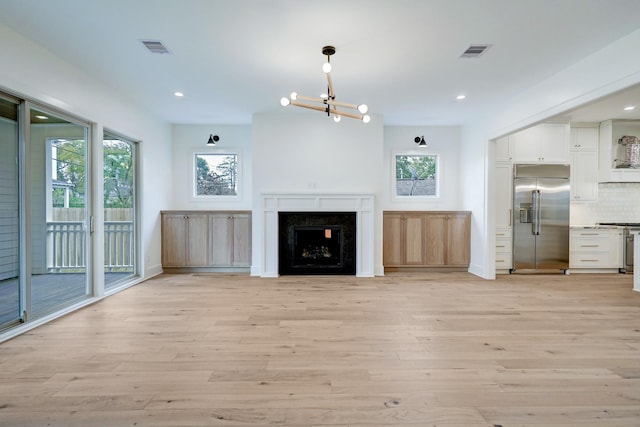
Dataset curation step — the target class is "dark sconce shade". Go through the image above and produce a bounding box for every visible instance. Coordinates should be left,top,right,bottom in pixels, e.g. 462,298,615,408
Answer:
414,136,427,146
207,134,220,145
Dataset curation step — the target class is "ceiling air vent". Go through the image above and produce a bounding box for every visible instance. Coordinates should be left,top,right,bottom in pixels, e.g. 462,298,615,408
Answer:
140,40,171,54
460,44,491,58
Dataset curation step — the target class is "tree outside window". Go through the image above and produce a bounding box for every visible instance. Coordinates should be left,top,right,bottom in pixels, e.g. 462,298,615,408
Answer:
395,154,437,197
195,153,238,196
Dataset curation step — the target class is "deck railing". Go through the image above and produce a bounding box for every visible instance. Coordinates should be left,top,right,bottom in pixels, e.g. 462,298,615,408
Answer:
46,221,134,272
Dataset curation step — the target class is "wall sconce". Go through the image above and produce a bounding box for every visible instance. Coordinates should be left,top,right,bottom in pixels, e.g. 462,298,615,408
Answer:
207,134,220,146
414,136,427,147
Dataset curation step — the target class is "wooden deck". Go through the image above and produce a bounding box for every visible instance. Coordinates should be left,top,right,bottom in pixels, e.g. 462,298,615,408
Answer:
0,273,132,325
0,272,639,426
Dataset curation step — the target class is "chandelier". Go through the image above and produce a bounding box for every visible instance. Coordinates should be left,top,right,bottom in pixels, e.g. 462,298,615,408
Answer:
280,45,370,123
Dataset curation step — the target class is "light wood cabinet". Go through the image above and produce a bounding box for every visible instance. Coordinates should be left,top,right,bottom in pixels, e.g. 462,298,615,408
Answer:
161,213,209,267
424,212,471,267
382,212,426,266
210,212,251,267
162,211,251,270
383,211,470,269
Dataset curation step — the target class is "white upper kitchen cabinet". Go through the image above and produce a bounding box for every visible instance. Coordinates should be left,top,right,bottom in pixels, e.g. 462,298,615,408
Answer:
570,151,598,201
569,126,598,202
570,126,598,151
511,123,570,163
495,136,512,162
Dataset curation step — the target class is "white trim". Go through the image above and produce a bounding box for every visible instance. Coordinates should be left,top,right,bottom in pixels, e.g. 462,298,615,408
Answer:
261,193,375,278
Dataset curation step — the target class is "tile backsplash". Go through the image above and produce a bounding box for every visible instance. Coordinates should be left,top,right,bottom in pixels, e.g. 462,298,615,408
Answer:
571,182,640,224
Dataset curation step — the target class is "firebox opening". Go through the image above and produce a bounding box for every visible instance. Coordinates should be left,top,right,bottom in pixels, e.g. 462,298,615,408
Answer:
279,212,356,275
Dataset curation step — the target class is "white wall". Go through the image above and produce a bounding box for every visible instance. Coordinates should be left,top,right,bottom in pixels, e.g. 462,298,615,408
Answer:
382,126,461,210
251,112,384,275
0,22,172,282
171,124,252,210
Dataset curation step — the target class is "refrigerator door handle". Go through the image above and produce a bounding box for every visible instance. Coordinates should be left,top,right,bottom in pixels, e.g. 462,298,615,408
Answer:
531,189,541,235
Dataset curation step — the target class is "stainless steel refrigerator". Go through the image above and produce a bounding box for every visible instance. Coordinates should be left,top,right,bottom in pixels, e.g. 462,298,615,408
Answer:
512,164,570,272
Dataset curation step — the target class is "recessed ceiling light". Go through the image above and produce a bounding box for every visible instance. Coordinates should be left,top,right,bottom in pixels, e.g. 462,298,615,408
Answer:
624,106,636,111
174,92,184,97
35,115,48,119
456,94,466,100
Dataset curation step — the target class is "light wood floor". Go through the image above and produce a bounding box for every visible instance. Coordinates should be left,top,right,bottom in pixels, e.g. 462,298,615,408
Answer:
1,272,639,426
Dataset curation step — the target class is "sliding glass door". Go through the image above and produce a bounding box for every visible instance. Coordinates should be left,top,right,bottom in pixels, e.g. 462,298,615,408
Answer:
103,132,138,289
30,107,90,318
0,96,20,329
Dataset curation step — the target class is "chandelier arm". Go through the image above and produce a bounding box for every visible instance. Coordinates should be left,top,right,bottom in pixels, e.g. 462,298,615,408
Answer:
331,108,365,120
326,99,359,110
290,101,330,114
326,72,335,99
295,94,326,104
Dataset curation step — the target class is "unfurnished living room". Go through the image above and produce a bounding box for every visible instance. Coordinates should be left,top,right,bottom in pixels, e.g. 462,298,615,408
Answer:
1,1,640,426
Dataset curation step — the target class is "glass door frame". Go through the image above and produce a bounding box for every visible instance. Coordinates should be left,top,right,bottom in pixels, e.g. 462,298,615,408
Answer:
22,100,93,321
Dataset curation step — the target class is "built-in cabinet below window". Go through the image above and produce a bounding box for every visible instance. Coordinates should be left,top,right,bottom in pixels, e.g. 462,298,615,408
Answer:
383,211,471,270
161,210,251,271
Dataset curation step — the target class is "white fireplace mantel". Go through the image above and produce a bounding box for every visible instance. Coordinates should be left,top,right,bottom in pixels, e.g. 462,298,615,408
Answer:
261,193,375,277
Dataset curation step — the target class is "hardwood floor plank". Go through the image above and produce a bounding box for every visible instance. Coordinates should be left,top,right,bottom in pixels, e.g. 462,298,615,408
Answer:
0,272,638,425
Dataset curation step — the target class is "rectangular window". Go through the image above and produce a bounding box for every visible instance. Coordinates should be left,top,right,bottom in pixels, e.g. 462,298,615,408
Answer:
194,153,238,197
394,154,438,197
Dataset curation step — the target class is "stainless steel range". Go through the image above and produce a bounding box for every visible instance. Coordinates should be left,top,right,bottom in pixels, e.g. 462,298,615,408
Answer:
598,223,640,273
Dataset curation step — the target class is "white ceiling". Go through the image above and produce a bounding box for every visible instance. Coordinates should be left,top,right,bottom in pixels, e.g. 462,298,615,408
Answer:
1,0,640,126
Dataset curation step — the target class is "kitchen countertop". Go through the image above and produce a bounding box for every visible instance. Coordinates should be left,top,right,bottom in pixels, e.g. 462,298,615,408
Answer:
570,225,622,229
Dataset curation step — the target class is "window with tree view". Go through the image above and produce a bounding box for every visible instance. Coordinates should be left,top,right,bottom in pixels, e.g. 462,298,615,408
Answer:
195,153,238,196
395,154,438,197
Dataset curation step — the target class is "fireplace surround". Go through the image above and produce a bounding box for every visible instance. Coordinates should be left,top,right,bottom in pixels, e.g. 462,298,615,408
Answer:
260,193,375,277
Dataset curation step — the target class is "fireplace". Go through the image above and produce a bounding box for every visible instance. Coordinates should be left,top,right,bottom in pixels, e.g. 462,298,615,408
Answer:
279,212,356,275
259,193,375,277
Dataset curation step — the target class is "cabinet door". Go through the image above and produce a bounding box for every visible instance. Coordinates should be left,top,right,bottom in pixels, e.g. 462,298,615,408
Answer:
495,163,512,228
210,214,233,266
446,213,471,266
425,214,446,266
511,126,541,162
495,136,512,162
231,213,251,266
383,213,404,266
404,214,426,265
161,214,187,266
538,123,569,162
570,151,598,201
571,127,598,151
185,215,209,266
